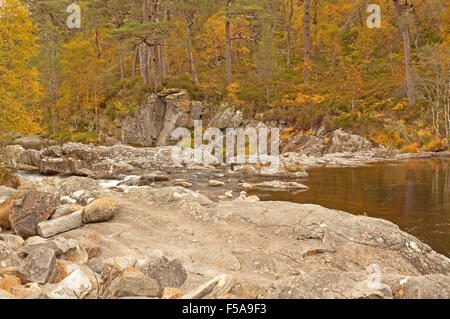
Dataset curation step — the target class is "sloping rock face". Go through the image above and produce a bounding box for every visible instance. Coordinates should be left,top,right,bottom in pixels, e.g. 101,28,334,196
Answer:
283,128,383,156
122,90,203,147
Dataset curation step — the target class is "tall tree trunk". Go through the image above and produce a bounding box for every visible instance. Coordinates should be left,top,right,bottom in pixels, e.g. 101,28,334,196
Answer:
185,15,199,85
286,0,294,69
394,0,416,106
225,19,232,83
303,0,311,83
132,46,139,77
150,0,162,90
140,0,149,84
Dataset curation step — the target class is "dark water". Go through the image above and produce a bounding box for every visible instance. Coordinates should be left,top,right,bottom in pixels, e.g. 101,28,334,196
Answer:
249,160,450,257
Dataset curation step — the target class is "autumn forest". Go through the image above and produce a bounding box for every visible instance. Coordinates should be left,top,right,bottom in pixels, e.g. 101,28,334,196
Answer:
1,0,449,152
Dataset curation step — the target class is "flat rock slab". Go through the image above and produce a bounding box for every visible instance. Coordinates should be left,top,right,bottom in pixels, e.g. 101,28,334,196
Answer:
9,191,60,238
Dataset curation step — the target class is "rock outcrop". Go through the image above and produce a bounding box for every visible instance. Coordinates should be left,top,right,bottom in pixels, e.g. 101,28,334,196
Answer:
122,89,203,147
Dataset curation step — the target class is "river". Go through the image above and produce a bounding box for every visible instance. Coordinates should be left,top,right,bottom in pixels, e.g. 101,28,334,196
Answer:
247,160,450,257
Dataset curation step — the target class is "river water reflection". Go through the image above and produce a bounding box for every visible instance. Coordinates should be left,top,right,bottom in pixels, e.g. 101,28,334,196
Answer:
249,160,450,257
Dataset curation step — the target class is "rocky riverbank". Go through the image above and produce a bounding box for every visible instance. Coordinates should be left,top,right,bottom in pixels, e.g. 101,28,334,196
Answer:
0,170,449,299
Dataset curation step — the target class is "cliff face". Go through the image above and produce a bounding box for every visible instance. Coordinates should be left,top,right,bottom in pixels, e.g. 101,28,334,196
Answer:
121,90,203,147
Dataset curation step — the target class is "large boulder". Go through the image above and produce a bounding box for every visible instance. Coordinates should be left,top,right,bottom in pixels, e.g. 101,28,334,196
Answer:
15,136,44,151
114,267,160,298
82,197,118,223
9,191,60,237
122,90,202,147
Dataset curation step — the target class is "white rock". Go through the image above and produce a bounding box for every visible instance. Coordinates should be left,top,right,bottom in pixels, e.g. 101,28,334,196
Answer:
47,269,92,299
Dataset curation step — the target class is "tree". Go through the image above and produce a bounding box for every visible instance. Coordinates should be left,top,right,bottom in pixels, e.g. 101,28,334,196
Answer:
393,0,416,106
0,0,42,139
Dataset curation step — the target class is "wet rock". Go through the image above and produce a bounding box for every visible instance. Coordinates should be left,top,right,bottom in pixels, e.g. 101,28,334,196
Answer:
242,181,309,190
82,197,118,223
37,210,83,238
9,190,60,238
208,180,226,187
18,247,56,284
136,252,187,292
114,267,160,298
139,173,170,185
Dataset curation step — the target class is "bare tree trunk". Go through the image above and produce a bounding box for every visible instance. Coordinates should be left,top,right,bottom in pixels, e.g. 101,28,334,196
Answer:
286,0,293,69
150,0,162,90
225,19,232,83
303,0,312,84
394,0,416,106
185,15,199,85
160,42,167,78
132,46,139,77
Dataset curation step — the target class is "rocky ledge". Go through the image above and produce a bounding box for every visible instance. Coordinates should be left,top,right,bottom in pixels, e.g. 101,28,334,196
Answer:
0,175,449,299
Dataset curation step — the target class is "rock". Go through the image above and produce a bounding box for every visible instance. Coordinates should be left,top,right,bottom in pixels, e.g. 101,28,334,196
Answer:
0,242,21,268
10,283,42,299
76,231,100,259
0,186,18,204
351,281,393,299
136,253,188,292
392,275,450,299
242,181,309,190
140,173,170,185
161,287,183,299
87,257,104,274
0,289,15,299
174,180,192,188
225,191,233,198
209,108,243,129
0,276,21,292
15,135,44,150
1,145,24,168
0,168,21,189
82,197,118,223
9,190,60,238
20,236,78,257
18,247,56,284
46,268,92,299
0,192,21,230
63,243,89,265
182,274,233,299
208,180,226,187
122,90,201,147
60,196,77,205
51,204,83,219
0,234,24,250
104,256,137,274
326,128,375,154
114,267,160,298
37,210,83,238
